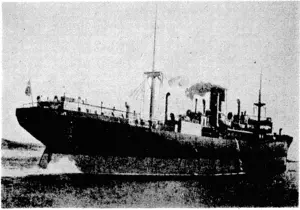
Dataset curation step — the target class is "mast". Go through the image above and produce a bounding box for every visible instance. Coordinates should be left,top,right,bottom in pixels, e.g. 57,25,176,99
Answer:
144,5,162,121
254,67,265,130
150,5,157,121
152,5,157,77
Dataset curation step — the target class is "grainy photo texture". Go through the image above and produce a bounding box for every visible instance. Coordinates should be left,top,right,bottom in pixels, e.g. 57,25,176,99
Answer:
1,1,299,208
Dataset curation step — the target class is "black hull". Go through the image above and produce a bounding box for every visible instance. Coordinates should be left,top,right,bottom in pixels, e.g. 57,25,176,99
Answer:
16,107,292,174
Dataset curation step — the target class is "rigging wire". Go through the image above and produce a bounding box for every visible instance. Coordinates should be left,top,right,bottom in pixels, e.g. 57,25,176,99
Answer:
130,79,146,100
130,82,142,98
140,80,146,117
129,78,149,118
133,85,143,100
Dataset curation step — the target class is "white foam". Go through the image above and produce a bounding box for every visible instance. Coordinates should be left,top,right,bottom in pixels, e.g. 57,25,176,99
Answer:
1,149,81,177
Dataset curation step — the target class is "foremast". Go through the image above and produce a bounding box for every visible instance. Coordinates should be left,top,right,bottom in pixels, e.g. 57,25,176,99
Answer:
145,5,162,121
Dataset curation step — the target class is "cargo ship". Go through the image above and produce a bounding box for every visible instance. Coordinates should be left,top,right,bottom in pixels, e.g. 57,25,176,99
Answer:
16,9,293,176
15,77,293,175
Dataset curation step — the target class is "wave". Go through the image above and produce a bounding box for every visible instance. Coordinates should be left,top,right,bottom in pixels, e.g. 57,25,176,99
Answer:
2,138,43,151
1,139,81,177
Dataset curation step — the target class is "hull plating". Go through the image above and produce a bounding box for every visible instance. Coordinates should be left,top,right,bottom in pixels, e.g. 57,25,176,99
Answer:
16,107,291,174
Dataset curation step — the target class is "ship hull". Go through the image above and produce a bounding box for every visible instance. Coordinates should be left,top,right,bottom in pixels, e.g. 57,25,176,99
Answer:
16,107,292,175
72,156,243,175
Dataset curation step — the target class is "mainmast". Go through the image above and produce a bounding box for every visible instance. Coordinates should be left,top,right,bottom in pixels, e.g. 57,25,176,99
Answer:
144,5,162,121
254,67,265,129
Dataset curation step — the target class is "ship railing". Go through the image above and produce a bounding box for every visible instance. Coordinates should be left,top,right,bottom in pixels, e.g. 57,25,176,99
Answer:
246,115,270,121
226,128,254,141
22,102,38,108
63,100,152,121
22,99,163,128
66,101,165,128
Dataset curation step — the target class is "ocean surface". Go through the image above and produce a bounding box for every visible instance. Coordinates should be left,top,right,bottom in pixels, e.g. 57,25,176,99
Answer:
1,139,298,207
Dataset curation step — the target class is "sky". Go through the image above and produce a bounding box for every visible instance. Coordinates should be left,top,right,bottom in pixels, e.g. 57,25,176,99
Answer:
2,2,299,160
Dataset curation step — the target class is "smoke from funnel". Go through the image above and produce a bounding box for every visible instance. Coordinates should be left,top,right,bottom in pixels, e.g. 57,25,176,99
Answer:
185,82,225,100
168,76,189,87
